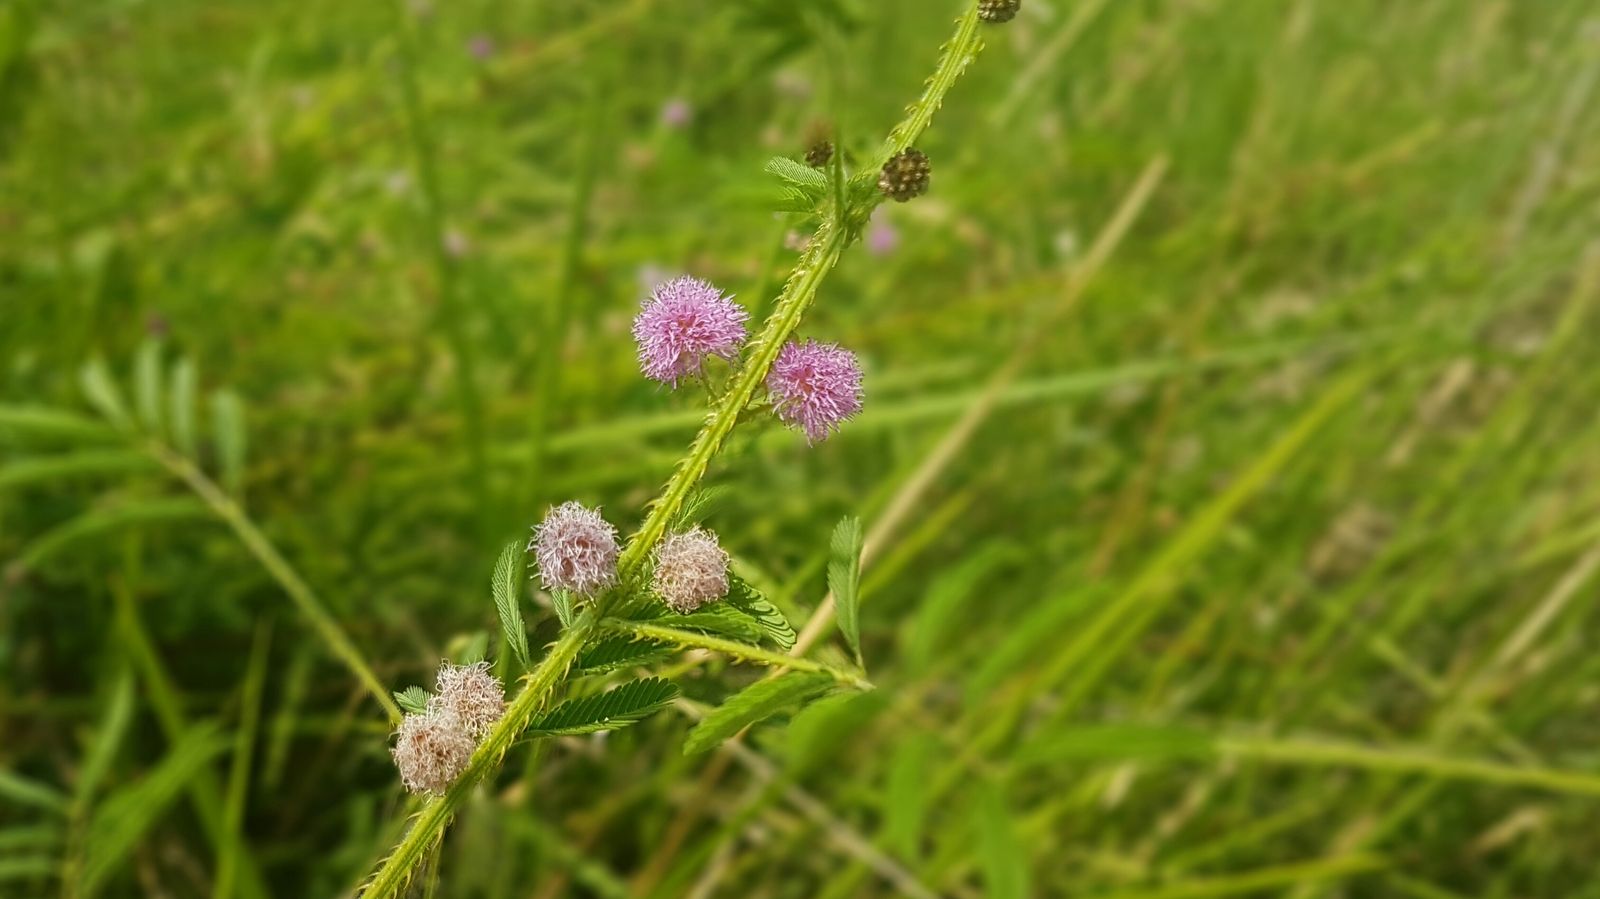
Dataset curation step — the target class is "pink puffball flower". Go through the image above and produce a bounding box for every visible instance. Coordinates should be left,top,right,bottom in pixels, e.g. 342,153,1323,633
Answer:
392,710,473,796
529,501,620,597
632,276,749,386
653,527,731,614
432,662,505,740
766,339,864,443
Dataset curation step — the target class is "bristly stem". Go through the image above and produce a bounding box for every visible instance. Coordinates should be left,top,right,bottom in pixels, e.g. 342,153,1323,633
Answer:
600,618,869,688
361,613,597,899
617,5,987,579
147,440,403,724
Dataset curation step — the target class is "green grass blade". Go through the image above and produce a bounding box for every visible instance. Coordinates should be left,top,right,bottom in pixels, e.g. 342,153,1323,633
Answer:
682,671,835,755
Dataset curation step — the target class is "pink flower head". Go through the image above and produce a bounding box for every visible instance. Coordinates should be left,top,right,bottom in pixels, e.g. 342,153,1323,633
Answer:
660,98,692,128
632,276,749,386
766,339,864,443
529,501,620,596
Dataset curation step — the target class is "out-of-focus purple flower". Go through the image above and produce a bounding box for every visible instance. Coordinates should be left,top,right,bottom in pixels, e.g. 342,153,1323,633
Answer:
529,501,620,597
866,209,899,256
467,35,495,61
632,276,749,386
766,339,864,443
443,228,470,258
660,98,692,128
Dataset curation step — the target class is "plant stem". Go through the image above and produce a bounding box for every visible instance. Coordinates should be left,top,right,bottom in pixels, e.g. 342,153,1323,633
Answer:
147,440,402,724
599,619,868,687
360,614,597,899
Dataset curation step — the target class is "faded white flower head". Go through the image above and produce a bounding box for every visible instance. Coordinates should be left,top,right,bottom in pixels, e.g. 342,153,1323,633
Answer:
392,710,474,796
652,527,730,614
530,501,620,596
432,661,505,740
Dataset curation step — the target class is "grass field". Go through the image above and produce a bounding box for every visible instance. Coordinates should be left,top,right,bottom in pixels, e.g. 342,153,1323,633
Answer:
6,0,1600,896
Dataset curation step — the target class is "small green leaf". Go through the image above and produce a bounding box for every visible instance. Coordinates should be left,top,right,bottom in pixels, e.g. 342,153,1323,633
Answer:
573,637,672,677
551,588,575,630
393,687,432,716
80,359,132,431
15,498,210,572
670,485,732,531
682,671,835,755
725,573,796,650
764,156,828,193
0,769,68,814
526,678,679,738
169,358,198,458
975,783,1030,899
772,187,817,213
827,516,864,664
211,390,246,500
491,541,531,670
0,405,117,443
0,451,158,491
670,604,764,642
134,340,164,436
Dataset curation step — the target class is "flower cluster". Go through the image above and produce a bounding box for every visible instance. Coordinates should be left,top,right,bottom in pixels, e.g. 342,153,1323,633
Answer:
633,275,865,443
391,662,507,796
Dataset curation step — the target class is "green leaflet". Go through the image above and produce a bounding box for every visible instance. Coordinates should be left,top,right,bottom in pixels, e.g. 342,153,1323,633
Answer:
0,450,158,491
682,671,836,755
763,155,828,194
169,358,198,458
572,636,672,677
725,574,797,650
393,686,432,716
16,498,210,572
80,359,132,431
491,541,531,670
827,516,864,664
525,678,679,737
134,339,164,437
0,405,117,443
0,769,68,814
211,391,246,501
669,604,765,643
81,724,231,895
551,588,576,630
74,670,137,809
669,484,732,531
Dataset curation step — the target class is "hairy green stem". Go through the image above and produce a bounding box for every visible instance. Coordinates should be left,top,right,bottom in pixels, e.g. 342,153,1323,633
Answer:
148,440,402,724
361,614,597,899
600,618,868,688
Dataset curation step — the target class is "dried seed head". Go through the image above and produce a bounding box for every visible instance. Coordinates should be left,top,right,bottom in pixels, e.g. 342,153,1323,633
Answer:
392,710,474,796
432,661,505,740
766,339,864,443
653,527,731,614
632,276,750,386
530,501,620,596
978,0,1022,23
878,148,931,202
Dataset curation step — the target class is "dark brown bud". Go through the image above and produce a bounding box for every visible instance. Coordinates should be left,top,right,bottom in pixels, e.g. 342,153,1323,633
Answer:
978,0,1021,24
878,148,931,203
805,140,834,169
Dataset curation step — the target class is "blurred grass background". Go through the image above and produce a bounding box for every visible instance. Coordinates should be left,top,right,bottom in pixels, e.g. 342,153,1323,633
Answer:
6,0,1600,896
